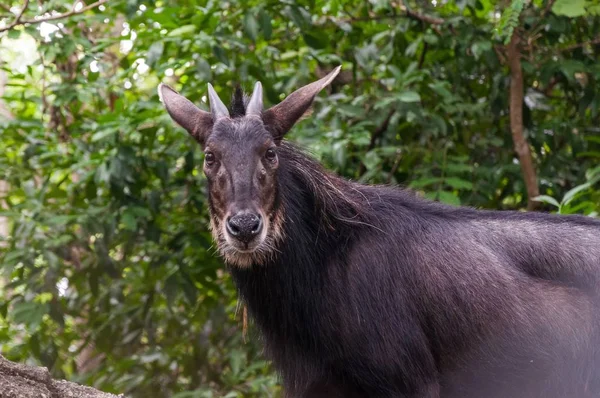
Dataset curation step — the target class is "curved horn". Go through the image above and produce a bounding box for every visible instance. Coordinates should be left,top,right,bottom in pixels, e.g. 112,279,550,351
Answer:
262,65,342,142
246,81,263,117
158,83,213,146
207,83,230,119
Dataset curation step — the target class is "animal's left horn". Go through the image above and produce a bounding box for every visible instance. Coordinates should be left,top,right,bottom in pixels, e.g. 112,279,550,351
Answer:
207,83,230,119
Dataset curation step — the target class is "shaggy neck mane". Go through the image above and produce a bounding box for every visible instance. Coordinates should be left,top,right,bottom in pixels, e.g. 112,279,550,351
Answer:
276,142,371,232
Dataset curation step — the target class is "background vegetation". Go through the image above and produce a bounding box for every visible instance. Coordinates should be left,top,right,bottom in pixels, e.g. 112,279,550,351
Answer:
1,0,599,396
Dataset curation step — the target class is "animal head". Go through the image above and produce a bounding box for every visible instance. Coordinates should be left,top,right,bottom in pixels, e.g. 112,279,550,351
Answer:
159,66,341,267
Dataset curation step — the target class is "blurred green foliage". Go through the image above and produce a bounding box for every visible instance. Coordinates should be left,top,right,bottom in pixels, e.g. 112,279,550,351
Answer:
0,0,599,396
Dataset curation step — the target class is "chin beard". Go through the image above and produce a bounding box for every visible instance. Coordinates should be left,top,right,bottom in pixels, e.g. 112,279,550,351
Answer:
209,210,285,268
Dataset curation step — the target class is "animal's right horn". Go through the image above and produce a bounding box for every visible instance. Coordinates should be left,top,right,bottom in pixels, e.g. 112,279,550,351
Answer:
262,66,341,142
246,81,263,117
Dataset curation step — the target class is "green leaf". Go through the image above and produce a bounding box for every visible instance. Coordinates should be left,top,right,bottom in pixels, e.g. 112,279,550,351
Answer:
423,33,438,45
146,41,164,67
444,177,473,190
363,150,382,171
533,195,560,208
259,9,272,40
229,349,244,377
121,210,137,231
244,13,259,42
331,140,348,168
130,206,152,218
213,45,229,65
3,250,26,265
428,81,454,101
355,44,377,73
45,215,78,225
558,60,587,83
11,301,49,330
91,128,118,142
586,166,600,180
588,3,600,15
303,32,327,49
397,91,421,103
196,57,212,81
410,177,444,188
405,37,422,57
7,29,21,39
167,25,197,37
471,40,492,60
552,0,587,17
561,182,592,206
349,130,371,146
285,5,309,29
437,191,461,206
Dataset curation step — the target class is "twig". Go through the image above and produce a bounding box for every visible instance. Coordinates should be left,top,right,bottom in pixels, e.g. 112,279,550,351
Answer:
543,0,556,17
418,42,429,69
559,37,600,53
358,108,396,175
493,44,507,64
0,0,29,33
387,149,402,184
536,36,600,65
0,0,108,33
542,76,559,97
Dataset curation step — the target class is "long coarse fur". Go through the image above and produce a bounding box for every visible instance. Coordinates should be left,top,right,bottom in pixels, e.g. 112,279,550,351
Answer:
230,142,600,398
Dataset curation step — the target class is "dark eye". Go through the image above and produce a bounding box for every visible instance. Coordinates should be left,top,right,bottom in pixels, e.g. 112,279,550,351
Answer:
265,148,277,162
205,152,215,165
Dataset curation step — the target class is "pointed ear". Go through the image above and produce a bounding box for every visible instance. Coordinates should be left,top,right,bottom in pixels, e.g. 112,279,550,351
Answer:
158,83,213,146
263,66,341,142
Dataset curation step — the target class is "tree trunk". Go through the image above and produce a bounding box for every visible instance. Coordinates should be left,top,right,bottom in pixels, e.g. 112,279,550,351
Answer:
507,31,540,210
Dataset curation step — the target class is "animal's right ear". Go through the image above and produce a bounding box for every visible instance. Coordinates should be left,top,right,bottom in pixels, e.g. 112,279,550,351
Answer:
158,83,213,146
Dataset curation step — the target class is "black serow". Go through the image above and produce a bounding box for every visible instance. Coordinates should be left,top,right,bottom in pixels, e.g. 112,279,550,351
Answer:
159,67,600,398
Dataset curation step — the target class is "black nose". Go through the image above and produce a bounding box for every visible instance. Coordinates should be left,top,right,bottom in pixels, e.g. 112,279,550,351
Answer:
226,213,263,243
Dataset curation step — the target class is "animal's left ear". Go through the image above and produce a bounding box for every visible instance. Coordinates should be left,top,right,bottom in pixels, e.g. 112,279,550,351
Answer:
261,66,341,143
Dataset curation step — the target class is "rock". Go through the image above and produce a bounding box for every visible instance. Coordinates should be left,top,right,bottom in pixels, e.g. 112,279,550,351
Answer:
0,355,124,398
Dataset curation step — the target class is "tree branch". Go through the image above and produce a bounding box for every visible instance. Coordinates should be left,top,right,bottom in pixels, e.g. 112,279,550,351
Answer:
397,0,444,34
0,0,108,33
400,4,444,25
507,31,539,211
335,0,444,29
559,37,600,53
0,0,29,33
